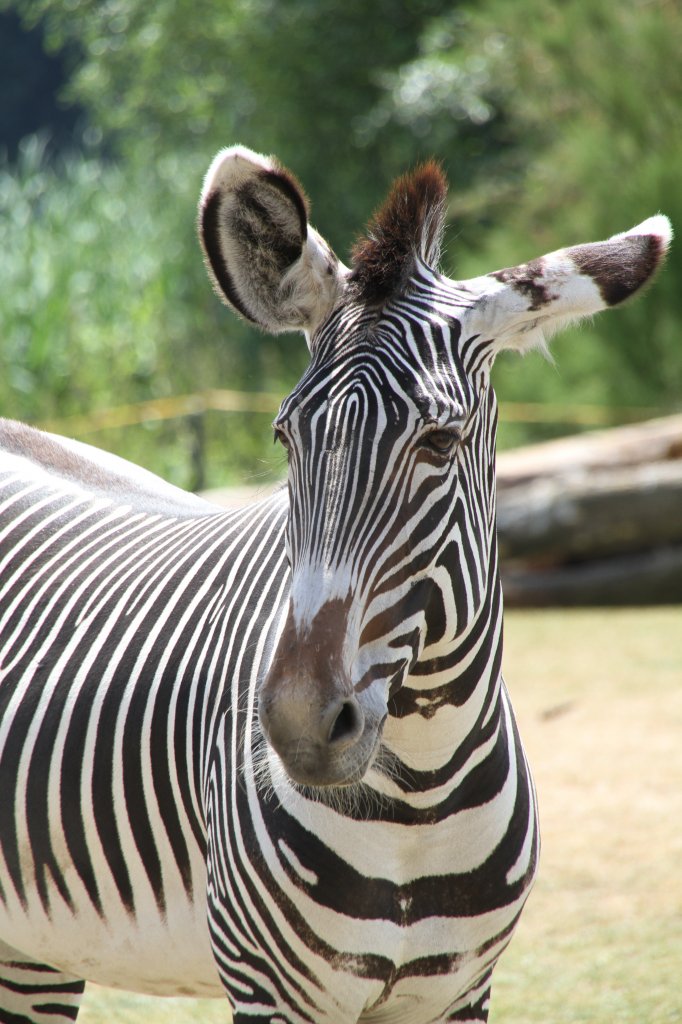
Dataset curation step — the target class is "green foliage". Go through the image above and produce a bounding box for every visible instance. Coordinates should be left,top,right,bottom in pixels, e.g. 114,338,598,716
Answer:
1,138,171,416
10,0,447,254
390,0,682,429
490,0,682,414
0,137,290,485
1,0,680,482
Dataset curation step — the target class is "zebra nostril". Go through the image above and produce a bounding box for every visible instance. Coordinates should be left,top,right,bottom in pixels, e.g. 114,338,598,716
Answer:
326,698,364,747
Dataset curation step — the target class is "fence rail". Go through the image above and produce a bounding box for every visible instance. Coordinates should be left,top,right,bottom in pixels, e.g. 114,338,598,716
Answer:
34,389,667,437
31,389,671,493
36,388,284,437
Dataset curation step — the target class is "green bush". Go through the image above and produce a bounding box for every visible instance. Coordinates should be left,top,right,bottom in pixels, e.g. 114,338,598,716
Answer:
0,137,298,486
1,0,680,485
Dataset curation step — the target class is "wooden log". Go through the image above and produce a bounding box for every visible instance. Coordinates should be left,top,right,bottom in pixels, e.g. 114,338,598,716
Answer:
502,545,682,607
497,459,682,563
497,413,682,491
496,414,682,603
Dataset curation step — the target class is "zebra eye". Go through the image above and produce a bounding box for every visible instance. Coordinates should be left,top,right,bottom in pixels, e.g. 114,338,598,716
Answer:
273,427,290,452
422,429,460,455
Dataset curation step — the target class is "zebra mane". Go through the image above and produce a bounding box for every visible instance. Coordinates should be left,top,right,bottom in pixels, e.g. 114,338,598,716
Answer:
349,161,448,305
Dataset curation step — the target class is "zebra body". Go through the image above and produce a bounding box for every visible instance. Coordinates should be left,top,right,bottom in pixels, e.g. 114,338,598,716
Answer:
0,424,526,1020
0,431,293,993
0,147,670,1023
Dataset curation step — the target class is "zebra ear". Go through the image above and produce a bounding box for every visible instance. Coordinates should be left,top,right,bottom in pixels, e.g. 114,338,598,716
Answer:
199,146,346,341
472,216,673,354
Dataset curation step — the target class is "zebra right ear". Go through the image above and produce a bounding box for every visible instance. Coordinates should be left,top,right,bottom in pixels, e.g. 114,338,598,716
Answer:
199,146,346,341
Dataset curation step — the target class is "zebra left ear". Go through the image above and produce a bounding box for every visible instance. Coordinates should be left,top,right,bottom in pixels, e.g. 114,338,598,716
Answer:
199,146,347,342
471,215,673,353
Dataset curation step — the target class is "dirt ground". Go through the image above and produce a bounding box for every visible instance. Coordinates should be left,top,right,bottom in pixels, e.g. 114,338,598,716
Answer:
504,606,682,928
490,606,682,1022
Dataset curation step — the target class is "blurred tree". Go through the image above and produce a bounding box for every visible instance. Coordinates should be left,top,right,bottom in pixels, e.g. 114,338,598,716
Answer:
0,8,82,158
378,0,682,420
0,0,679,485
3,0,480,480
7,0,455,254
0,138,277,486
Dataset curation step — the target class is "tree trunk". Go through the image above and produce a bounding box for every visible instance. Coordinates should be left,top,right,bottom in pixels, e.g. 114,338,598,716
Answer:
502,546,682,607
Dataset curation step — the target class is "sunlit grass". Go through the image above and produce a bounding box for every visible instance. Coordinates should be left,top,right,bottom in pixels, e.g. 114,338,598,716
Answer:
490,607,682,1023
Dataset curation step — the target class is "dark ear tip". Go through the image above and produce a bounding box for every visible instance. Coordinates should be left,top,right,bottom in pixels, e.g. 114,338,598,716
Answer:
349,160,449,305
572,227,671,307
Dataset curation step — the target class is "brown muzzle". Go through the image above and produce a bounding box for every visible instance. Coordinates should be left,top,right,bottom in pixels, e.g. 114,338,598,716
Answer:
259,599,385,787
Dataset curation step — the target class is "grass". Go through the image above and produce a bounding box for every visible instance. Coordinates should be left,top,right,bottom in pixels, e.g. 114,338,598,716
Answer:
77,607,682,1023
489,607,682,1023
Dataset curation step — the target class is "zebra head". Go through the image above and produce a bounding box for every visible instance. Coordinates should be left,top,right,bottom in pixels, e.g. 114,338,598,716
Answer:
199,146,671,790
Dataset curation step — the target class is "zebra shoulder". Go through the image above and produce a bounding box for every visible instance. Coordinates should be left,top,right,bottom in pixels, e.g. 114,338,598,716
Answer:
0,418,213,517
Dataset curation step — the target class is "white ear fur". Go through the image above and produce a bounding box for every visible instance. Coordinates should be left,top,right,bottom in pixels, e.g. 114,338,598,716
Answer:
610,214,673,245
199,146,347,343
466,215,672,354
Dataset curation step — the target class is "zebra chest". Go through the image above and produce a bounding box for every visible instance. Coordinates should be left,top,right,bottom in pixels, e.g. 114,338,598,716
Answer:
211,788,531,1022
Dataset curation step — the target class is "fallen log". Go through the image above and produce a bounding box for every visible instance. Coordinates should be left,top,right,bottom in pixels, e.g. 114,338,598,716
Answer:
502,544,682,607
496,413,682,604
497,459,682,563
497,413,682,490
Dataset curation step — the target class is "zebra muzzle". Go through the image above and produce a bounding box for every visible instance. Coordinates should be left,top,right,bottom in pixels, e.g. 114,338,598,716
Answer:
259,688,373,787
258,602,385,787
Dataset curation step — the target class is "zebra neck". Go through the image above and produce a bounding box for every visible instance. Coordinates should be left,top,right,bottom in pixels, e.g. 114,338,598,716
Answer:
370,572,505,805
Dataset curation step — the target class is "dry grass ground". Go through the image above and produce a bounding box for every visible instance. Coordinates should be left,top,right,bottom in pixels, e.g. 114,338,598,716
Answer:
490,607,682,1023
79,608,682,1023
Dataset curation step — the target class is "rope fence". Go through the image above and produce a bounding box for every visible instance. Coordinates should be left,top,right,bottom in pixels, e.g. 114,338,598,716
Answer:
35,388,666,438
36,388,284,437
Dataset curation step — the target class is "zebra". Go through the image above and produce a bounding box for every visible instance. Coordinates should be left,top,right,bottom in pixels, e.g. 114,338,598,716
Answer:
0,145,670,1024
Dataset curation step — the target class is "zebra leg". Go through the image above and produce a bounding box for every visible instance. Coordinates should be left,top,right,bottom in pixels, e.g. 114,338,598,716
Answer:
0,943,84,1024
442,972,492,1023
444,1001,490,1023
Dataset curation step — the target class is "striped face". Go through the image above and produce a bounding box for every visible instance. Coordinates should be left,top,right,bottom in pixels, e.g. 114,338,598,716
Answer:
259,267,498,787
198,144,671,791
